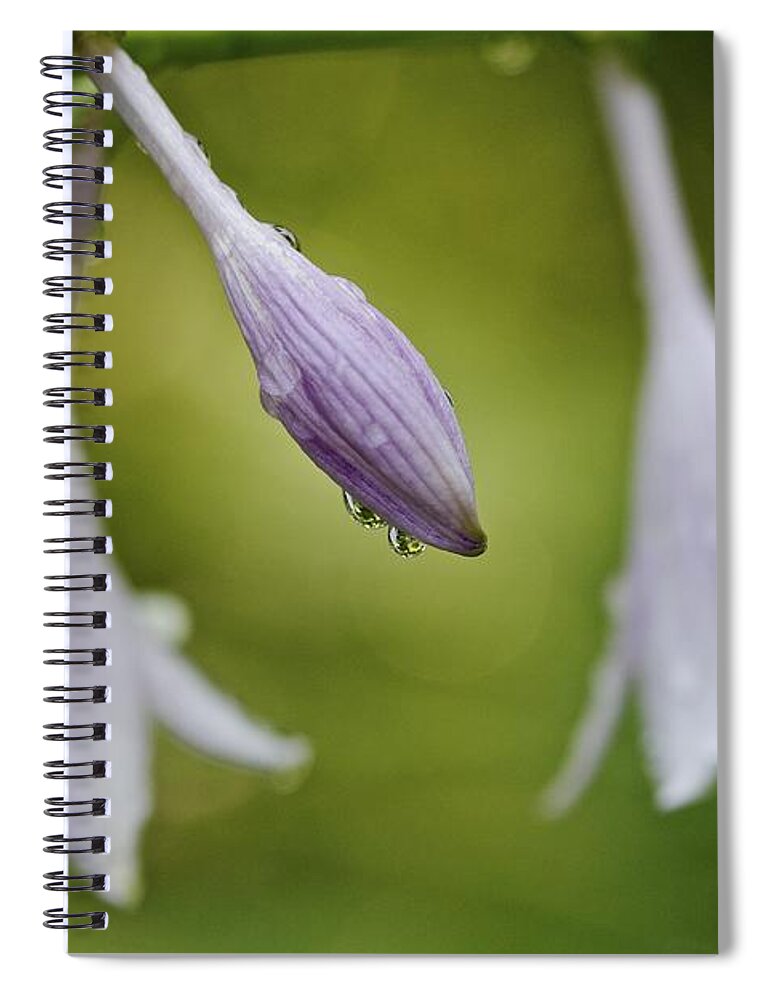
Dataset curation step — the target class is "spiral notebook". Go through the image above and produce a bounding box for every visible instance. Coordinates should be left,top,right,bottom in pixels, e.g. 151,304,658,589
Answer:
42,30,717,954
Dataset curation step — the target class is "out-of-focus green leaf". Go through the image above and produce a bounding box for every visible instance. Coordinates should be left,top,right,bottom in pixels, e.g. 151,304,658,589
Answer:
121,30,495,70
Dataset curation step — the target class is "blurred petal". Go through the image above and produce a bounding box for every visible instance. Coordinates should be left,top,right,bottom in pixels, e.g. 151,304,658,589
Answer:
135,590,312,771
632,293,717,809
141,640,313,773
67,521,311,906
134,590,193,647
68,572,153,907
540,582,633,817
542,59,716,813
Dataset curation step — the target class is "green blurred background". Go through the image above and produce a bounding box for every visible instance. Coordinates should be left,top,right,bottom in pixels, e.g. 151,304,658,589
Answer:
73,31,715,953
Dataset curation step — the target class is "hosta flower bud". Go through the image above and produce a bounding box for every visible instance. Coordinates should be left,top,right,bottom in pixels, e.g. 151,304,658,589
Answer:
102,46,486,556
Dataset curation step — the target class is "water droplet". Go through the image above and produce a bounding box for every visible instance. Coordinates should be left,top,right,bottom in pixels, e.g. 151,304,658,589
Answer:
333,276,367,302
443,387,455,407
221,183,242,205
186,133,211,164
387,526,426,558
134,138,148,156
343,491,386,530
273,225,301,252
482,37,537,77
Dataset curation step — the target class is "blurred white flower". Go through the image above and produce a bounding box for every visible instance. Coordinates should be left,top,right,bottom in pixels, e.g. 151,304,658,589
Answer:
541,59,716,814
65,553,312,906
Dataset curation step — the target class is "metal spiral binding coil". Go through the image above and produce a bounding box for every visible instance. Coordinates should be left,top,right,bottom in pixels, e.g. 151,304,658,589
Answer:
44,91,108,116
43,910,108,931
44,313,111,335
40,55,107,80
43,353,111,371
43,723,108,741
43,647,109,665
44,537,111,555
43,202,109,224
43,128,110,152
42,52,111,931
43,386,110,406
44,461,112,480
43,759,109,780
43,835,108,855
45,797,108,818
44,870,107,888
43,499,111,517
43,274,110,296
43,688,109,705
44,574,110,592
43,239,110,260
43,163,110,189
43,425,112,444
43,609,109,628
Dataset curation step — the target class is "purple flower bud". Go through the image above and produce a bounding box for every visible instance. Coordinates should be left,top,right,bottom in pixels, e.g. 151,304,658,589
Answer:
103,46,486,557
210,219,486,556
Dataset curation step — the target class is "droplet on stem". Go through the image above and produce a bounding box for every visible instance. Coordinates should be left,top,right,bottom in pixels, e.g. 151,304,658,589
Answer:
273,225,301,252
193,135,211,163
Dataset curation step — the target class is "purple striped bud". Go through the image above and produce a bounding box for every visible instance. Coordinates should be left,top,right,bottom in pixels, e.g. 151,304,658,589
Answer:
211,220,486,556
103,46,487,557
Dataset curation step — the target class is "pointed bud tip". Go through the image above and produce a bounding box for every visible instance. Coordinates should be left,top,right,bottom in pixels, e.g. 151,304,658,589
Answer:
452,525,487,557
464,533,488,557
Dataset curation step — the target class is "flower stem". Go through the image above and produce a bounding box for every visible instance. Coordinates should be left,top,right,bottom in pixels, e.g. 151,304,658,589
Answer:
86,42,245,240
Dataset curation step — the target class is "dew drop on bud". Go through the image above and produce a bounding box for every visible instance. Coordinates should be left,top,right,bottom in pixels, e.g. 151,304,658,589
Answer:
333,276,367,302
222,183,242,205
342,490,386,530
387,526,427,558
443,387,455,407
273,225,301,252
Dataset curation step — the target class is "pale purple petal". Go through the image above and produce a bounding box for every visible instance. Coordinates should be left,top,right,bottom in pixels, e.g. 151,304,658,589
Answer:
66,472,312,906
541,59,716,814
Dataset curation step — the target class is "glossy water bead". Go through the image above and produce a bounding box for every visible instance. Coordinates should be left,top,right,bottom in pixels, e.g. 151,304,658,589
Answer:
342,490,387,530
387,526,427,558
